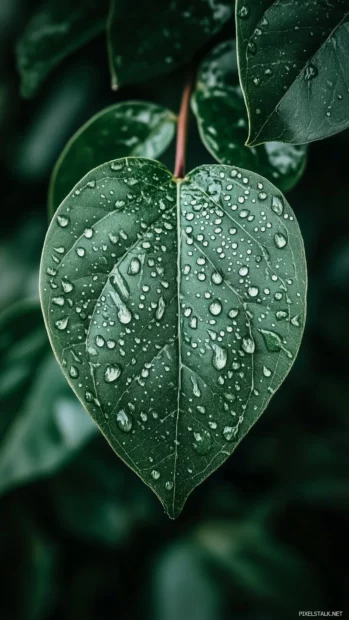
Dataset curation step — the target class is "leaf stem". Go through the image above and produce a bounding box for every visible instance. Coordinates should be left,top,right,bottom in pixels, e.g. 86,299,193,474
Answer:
174,66,194,179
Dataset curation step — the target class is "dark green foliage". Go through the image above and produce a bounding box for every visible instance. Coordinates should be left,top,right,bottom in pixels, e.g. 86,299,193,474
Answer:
236,0,349,145
1,0,349,616
192,40,308,191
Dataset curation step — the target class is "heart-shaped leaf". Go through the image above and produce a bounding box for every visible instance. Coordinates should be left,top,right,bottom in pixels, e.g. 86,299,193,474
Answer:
236,0,349,145
49,102,176,215
16,0,109,98
192,40,307,192
107,0,233,89
40,158,307,518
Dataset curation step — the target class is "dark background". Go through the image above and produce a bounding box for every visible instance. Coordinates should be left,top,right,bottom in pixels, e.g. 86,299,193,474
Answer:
1,1,348,618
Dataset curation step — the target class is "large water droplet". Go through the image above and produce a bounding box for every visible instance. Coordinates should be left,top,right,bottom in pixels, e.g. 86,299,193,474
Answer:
191,376,201,398
110,290,132,324
211,344,228,370
193,429,212,455
62,279,74,293
228,308,239,319
239,266,249,277
263,365,272,378
242,337,255,354
212,271,223,285
116,409,133,432
57,215,69,228
55,317,69,331
128,257,141,275
272,196,284,216
105,363,122,383
248,286,259,298
237,5,250,19
304,63,318,81
69,365,79,378
274,233,287,249
155,296,166,320
209,300,222,316
223,426,237,441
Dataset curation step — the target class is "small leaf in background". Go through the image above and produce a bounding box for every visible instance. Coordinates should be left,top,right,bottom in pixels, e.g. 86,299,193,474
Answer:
49,101,177,214
107,0,233,89
0,301,97,496
192,40,307,193
151,520,323,620
236,0,349,145
40,157,306,517
16,0,109,98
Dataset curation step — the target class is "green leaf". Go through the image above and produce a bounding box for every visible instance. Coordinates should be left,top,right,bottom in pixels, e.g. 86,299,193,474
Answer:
107,0,233,89
16,0,109,98
192,40,307,192
236,0,349,145
48,101,177,215
0,301,97,496
40,157,307,518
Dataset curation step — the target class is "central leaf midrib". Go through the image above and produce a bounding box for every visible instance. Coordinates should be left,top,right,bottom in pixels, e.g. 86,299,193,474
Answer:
172,180,182,514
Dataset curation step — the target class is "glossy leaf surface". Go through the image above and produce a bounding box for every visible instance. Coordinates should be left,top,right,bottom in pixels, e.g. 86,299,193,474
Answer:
107,0,233,89
16,0,109,97
49,101,176,214
193,40,307,192
236,0,349,145
40,158,307,517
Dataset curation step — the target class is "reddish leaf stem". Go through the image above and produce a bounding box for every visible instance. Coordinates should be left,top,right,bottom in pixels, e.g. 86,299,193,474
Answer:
174,66,194,179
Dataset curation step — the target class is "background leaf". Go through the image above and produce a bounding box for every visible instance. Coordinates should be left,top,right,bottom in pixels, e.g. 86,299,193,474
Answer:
0,300,97,496
107,0,233,89
192,40,307,192
16,0,109,97
49,101,177,214
236,0,349,145
40,158,306,517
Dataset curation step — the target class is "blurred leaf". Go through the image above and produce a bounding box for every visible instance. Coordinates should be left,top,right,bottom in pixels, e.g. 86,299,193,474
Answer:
152,542,223,620
236,0,349,145
12,60,107,182
0,301,97,496
0,299,49,436
40,158,306,517
16,0,109,97
49,101,177,214
192,40,307,192
19,527,57,620
107,0,233,89
0,512,56,620
151,520,323,620
51,436,159,546
194,520,323,611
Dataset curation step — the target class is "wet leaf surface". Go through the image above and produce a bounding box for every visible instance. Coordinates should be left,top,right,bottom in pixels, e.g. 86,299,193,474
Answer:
40,158,306,517
49,101,176,214
193,40,307,192
236,0,349,145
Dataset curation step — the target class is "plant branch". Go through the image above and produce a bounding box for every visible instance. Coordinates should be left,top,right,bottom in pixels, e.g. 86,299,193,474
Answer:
174,66,195,179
